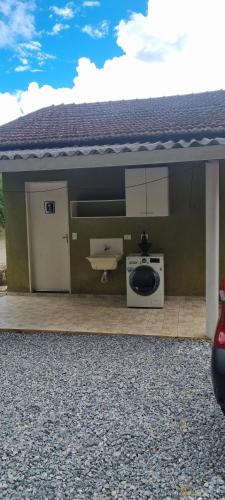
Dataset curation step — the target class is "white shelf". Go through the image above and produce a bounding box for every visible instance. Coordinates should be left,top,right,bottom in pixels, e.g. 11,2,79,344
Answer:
70,199,126,218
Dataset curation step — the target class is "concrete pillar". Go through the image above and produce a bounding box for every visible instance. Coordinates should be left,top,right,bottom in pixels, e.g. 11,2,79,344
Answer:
206,160,220,339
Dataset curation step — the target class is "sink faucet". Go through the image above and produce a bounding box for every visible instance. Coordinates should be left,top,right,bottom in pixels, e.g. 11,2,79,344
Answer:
104,245,110,252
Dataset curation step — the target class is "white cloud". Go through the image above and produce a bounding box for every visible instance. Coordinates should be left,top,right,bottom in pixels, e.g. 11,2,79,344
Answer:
19,57,28,65
36,51,56,66
116,10,185,62
16,82,77,115
15,40,56,71
15,64,30,72
20,41,41,51
50,3,74,20
49,23,69,35
1,0,225,126
83,1,100,7
0,92,22,124
14,64,44,73
82,20,108,39
0,0,36,47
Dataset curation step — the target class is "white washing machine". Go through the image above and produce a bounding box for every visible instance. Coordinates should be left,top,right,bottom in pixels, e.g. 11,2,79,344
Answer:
126,254,164,308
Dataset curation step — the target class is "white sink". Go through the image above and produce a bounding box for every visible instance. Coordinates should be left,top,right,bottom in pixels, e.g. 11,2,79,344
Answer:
86,253,122,270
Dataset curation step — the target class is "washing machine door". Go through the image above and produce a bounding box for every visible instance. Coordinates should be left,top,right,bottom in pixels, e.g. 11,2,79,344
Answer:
129,265,160,296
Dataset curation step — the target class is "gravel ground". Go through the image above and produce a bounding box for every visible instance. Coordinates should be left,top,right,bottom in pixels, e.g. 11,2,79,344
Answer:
0,333,225,499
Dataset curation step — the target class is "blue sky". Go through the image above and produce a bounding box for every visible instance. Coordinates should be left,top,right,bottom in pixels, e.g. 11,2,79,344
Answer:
0,0,147,93
0,0,225,125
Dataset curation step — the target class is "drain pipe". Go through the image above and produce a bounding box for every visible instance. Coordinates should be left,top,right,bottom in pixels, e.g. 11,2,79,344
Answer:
100,271,108,284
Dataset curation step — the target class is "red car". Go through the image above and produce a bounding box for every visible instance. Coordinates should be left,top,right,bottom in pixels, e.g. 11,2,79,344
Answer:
212,289,225,415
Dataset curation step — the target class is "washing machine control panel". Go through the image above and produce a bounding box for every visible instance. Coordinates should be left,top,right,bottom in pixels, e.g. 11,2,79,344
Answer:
128,260,139,266
140,257,161,265
127,255,163,267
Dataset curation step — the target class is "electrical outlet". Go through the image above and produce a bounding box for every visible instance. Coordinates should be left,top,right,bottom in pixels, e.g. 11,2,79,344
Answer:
72,232,78,240
124,234,131,240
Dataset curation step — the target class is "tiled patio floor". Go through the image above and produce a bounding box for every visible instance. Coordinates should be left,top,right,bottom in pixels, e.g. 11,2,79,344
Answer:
0,294,207,338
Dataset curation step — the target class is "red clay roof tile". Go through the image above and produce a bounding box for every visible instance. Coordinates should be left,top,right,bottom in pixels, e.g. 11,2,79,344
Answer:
0,90,225,151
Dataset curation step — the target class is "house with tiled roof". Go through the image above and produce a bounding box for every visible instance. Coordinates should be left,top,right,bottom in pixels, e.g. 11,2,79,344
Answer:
0,89,225,338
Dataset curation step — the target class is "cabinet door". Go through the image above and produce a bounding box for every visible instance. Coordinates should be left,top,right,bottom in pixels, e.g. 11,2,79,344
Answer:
146,167,169,216
125,168,146,217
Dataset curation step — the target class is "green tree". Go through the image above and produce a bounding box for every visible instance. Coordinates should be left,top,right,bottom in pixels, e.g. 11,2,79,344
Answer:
0,175,5,227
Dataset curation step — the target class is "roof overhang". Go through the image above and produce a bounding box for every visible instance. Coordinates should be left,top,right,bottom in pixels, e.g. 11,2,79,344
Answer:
1,138,225,172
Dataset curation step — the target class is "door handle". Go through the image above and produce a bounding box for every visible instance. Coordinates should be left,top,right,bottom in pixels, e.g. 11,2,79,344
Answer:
62,233,69,243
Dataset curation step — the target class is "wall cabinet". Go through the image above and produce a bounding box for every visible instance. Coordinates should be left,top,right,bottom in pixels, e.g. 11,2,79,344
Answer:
125,168,146,217
125,167,169,217
70,166,169,219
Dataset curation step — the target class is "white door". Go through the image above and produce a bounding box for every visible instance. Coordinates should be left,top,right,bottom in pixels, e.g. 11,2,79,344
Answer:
125,168,147,216
26,181,70,292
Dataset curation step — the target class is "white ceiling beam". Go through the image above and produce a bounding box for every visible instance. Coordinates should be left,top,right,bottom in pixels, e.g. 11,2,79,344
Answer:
1,144,225,172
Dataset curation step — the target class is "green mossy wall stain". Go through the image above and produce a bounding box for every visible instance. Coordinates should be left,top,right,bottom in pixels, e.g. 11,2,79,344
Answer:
2,161,215,296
